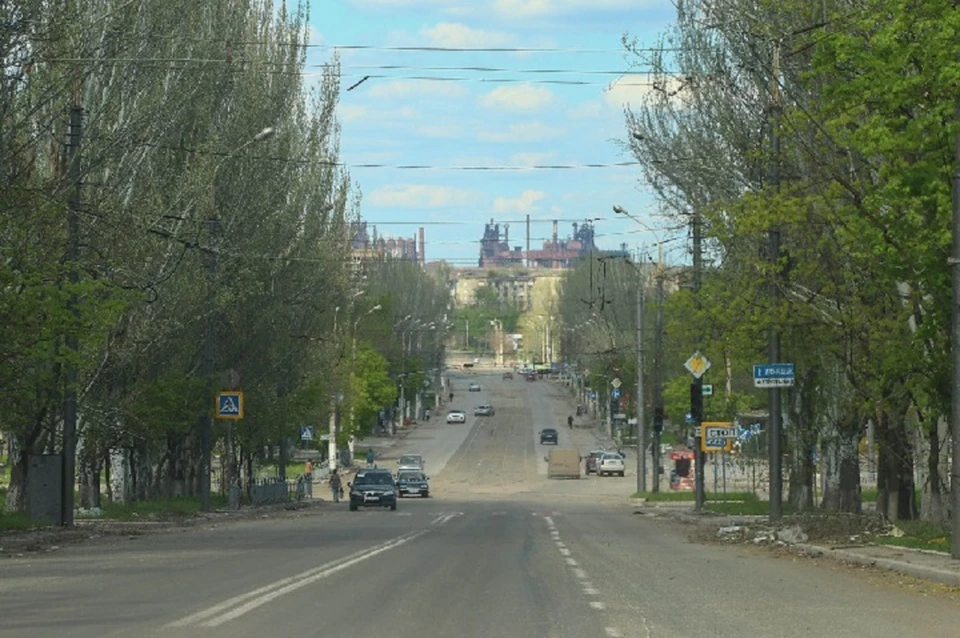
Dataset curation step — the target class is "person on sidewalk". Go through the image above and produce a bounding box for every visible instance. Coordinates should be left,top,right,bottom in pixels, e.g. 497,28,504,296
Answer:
304,459,313,480
328,470,342,503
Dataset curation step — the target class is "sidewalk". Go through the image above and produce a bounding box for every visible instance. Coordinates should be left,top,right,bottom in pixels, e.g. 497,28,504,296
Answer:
640,502,960,588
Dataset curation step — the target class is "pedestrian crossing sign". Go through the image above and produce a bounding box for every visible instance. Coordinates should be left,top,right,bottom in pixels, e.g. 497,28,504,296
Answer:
217,392,244,419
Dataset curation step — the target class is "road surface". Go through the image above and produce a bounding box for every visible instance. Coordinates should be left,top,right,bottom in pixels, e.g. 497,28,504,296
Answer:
2,371,959,637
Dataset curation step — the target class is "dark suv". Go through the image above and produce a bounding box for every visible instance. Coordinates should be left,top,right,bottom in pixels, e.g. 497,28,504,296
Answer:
539,428,559,445
348,468,398,511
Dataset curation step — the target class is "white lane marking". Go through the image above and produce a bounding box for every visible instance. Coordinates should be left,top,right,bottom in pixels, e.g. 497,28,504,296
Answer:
169,531,427,628
565,557,578,566
559,548,571,556
544,516,555,527
583,587,599,595
204,530,429,627
573,568,588,579
590,601,606,610
431,512,462,526
605,628,624,637
555,541,566,548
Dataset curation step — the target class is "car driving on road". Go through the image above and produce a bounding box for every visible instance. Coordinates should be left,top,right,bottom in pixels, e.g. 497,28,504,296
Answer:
348,468,398,511
584,449,606,475
474,404,495,416
468,382,481,392
446,409,466,423
597,453,626,477
396,469,430,498
539,428,559,444
397,454,424,471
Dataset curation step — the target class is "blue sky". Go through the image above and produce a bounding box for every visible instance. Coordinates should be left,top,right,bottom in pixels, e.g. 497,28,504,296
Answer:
307,0,680,265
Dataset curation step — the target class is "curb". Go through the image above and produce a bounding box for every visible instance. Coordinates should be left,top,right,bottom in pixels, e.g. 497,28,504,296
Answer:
793,543,960,588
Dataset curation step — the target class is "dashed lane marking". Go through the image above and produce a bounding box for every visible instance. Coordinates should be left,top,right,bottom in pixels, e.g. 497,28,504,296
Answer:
590,601,606,610
605,628,624,637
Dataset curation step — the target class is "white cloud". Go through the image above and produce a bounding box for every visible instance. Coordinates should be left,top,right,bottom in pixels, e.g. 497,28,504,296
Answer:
367,79,468,99
421,23,512,48
510,152,553,167
368,185,476,208
417,124,462,139
478,121,561,143
337,104,368,123
493,0,648,18
481,84,554,110
493,189,545,213
603,75,683,109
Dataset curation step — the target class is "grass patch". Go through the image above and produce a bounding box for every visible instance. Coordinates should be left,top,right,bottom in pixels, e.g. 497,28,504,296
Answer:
634,491,759,503
257,462,307,479
873,520,951,553
96,495,227,521
0,511,34,531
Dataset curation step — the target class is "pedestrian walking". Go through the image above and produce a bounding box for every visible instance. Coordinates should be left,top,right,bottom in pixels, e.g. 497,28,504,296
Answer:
328,470,342,503
567,415,574,429
304,459,313,480
366,448,376,468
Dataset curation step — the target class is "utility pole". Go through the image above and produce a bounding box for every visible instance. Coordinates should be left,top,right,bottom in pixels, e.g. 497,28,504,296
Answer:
950,99,960,559
199,216,217,512
636,272,646,493
652,257,664,492
692,208,705,512
768,42,784,521
62,95,83,526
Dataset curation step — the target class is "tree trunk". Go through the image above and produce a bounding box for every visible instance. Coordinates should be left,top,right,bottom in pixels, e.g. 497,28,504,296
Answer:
77,444,101,509
4,449,28,513
920,416,948,524
821,419,862,513
876,401,917,521
787,368,817,511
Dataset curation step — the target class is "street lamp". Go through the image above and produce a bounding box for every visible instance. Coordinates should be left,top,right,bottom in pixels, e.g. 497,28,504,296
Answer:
201,125,276,512
342,303,382,466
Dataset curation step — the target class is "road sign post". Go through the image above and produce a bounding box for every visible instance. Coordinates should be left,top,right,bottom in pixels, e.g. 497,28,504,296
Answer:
685,351,710,511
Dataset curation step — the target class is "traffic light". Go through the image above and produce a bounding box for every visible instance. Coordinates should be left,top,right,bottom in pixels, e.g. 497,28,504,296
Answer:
690,383,703,423
653,406,664,434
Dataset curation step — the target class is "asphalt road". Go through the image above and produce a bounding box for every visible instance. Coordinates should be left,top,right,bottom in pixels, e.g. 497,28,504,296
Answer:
2,371,960,637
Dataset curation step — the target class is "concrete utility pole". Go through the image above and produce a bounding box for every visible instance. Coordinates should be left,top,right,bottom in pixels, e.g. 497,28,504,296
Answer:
652,262,664,492
950,99,960,559
636,273,646,493
62,97,83,526
768,43,784,521
692,207,705,512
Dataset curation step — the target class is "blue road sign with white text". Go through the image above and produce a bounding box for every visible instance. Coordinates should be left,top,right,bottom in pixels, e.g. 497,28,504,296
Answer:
753,364,795,388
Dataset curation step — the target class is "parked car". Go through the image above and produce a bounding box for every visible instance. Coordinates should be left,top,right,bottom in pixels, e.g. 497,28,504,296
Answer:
539,428,559,445
446,409,466,424
397,454,424,471
584,449,606,475
348,468,397,511
468,382,481,392
396,469,430,498
597,453,626,477
474,405,495,416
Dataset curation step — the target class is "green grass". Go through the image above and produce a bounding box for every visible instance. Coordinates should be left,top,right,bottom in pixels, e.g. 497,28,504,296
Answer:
873,520,951,553
94,495,228,521
633,490,759,503
859,487,923,505
0,511,34,531
257,462,307,479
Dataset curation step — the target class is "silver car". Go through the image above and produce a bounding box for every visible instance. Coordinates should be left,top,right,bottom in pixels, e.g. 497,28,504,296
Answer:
597,453,626,477
397,454,424,471
446,409,466,424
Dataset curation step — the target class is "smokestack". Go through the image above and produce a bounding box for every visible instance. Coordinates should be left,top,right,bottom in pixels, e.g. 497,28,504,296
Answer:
526,214,531,267
504,223,509,245
418,227,425,265
552,220,558,246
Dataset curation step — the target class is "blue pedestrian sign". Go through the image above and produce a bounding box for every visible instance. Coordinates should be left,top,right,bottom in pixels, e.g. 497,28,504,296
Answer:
300,426,314,441
611,388,622,400
217,392,244,419
753,364,795,388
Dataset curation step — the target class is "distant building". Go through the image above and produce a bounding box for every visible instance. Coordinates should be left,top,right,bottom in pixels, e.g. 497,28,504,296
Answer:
350,222,425,269
478,218,598,269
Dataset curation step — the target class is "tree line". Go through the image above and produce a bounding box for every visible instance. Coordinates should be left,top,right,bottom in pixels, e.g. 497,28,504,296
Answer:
1,1,450,513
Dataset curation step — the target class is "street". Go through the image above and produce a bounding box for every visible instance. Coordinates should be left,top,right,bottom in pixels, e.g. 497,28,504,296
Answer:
2,372,959,637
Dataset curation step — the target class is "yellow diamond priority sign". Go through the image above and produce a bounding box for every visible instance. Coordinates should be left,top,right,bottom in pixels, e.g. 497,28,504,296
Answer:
684,351,711,379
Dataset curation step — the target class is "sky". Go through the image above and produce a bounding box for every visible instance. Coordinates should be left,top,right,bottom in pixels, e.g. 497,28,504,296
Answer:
307,0,681,266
